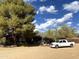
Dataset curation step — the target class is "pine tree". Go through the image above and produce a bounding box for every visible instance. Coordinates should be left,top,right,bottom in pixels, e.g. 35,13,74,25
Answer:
0,0,36,45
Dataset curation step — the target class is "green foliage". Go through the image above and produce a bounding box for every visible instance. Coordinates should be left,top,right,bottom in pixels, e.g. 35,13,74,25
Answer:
0,37,6,44
0,16,7,28
45,30,54,39
43,25,76,41
7,15,20,28
58,25,76,38
0,0,36,45
0,29,5,38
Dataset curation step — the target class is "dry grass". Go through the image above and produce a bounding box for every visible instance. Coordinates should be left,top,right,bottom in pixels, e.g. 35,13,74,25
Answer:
0,44,79,59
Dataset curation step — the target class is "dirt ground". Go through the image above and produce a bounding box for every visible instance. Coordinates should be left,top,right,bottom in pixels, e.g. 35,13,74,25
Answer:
0,44,79,59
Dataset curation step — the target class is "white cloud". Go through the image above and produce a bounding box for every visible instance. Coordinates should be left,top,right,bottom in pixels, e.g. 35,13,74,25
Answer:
46,6,57,13
40,0,46,2
63,1,79,13
24,0,37,2
57,13,73,23
32,20,37,24
36,19,56,29
24,0,46,2
39,6,46,12
34,13,73,32
77,24,79,26
34,19,56,32
66,22,72,26
66,22,72,25
38,5,57,14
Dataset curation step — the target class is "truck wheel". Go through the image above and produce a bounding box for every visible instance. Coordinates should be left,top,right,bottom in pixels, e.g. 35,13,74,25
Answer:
55,45,59,48
70,44,73,47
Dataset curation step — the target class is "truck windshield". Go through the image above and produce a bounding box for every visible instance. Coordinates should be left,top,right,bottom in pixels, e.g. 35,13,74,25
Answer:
63,40,66,42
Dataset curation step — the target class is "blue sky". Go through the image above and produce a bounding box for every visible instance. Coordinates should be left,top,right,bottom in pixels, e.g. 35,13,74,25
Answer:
24,0,79,32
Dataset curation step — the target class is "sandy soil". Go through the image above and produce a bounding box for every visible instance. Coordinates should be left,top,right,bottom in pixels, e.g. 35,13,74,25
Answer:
0,44,79,59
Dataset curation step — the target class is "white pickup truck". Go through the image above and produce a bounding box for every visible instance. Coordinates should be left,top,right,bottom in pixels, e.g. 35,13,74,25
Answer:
50,39,75,48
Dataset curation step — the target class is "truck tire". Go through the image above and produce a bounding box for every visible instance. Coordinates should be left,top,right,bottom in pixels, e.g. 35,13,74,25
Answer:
70,44,73,47
55,45,59,48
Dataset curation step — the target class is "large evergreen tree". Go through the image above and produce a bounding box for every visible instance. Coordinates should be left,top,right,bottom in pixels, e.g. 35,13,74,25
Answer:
0,0,36,45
